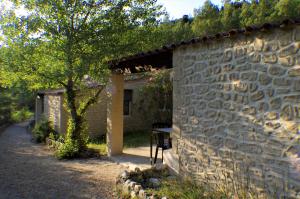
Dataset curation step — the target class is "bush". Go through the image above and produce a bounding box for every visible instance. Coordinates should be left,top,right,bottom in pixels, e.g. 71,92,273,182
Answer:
11,107,33,123
32,117,55,143
56,119,88,159
56,138,80,159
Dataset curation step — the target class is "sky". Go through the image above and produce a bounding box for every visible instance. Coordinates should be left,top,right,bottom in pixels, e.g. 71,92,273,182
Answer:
157,0,223,19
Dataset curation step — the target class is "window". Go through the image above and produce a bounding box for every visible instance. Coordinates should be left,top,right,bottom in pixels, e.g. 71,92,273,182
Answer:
124,89,133,116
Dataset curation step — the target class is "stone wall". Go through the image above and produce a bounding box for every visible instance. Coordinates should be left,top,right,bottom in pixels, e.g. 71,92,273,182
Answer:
172,25,300,198
44,94,61,133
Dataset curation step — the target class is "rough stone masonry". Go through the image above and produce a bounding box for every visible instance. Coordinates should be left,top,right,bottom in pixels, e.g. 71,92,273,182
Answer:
172,25,300,198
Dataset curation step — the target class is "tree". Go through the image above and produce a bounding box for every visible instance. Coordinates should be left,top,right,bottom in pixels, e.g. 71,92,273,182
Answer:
220,1,242,31
240,0,277,27
192,0,222,36
273,0,300,19
0,0,163,158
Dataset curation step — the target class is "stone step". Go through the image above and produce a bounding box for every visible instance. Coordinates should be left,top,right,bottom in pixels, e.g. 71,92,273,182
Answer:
163,149,179,175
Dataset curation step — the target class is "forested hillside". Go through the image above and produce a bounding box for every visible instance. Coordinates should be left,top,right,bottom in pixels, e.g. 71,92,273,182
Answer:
139,0,300,53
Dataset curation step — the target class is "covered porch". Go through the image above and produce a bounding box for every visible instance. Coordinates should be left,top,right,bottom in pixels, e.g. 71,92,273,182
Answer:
106,48,178,171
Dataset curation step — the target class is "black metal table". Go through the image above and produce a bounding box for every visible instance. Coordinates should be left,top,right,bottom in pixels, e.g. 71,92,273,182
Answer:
150,128,172,165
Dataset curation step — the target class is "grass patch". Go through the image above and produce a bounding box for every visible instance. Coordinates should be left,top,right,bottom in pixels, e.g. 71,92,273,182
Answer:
87,137,107,156
87,131,150,156
149,178,223,199
124,131,150,148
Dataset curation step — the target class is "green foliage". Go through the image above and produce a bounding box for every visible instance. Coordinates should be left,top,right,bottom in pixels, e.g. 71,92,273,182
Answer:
11,107,33,123
153,178,232,199
192,0,222,36
138,70,172,124
56,138,80,159
124,131,150,148
190,0,300,38
0,85,34,126
87,136,107,156
32,117,54,143
56,118,88,159
0,0,164,155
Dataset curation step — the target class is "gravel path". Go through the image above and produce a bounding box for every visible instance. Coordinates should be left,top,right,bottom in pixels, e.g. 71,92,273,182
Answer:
0,123,124,199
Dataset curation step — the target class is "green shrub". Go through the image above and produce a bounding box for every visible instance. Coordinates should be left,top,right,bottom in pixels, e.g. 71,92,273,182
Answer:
11,107,33,123
56,119,88,159
56,138,80,159
32,117,54,143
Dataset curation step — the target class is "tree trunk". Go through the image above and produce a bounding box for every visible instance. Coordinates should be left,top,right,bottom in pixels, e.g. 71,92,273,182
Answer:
65,82,86,151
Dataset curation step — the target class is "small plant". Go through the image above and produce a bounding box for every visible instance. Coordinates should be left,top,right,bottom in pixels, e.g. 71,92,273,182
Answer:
32,117,54,143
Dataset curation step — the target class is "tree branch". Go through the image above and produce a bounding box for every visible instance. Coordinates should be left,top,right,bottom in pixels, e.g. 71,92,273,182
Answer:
79,86,104,115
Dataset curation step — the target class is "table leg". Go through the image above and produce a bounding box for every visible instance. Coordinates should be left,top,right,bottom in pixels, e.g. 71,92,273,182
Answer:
150,132,153,165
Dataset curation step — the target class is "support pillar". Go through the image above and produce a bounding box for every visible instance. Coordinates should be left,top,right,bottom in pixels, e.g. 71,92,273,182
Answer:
35,95,43,122
107,73,124,156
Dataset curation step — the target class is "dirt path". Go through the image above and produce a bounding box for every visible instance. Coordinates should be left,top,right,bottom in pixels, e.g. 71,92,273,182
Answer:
0,123,124,199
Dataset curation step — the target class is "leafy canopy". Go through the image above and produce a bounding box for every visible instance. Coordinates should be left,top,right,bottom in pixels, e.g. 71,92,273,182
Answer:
0,0,164,90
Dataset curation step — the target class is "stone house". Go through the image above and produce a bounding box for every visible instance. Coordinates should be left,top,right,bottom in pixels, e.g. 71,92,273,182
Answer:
109,19,300,197
35,74,171,139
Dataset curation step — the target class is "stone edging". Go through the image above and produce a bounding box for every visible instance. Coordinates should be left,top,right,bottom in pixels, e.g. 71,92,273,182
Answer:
116,166,169,199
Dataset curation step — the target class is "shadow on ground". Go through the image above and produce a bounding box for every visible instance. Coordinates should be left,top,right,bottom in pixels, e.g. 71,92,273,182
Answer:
0,123,124,199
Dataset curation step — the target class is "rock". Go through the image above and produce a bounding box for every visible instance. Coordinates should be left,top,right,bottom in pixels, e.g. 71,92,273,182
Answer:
229,73,239,81
294,80,300,91
134,184,142,193
281,105,294,121
139,189,147,199
259,102,269,112
249,83,258,93
265,112,278,120
270,98,282,110
208,100,223,109
263,54,277,63
241,71,257,81
251,91,264,102
259,74,272,85
149,178,161,188
236,63,251,71
234,83,248,93
120,170,129,180
273,78,291,86
134,167,141,173
131,191,137,198
254,38,264,51
279,43,300,57
222,50,233,62
268,66,286,76
249,52,261,63
288,68,300,77
129,181,137,189
125,179,131,185
123,183,131,194
284,95,300,103
279,56,295,67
